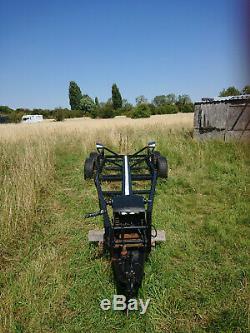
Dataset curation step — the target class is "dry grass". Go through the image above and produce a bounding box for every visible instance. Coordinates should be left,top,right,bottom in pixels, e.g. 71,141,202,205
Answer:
0,112,248,333
0,139,53,255
0,113,193,272
0,114,194,332
0,113,193,142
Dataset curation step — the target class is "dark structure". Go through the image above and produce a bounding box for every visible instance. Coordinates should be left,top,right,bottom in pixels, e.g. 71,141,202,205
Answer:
84,142,167,299
0,115,9,124
194,95,250,141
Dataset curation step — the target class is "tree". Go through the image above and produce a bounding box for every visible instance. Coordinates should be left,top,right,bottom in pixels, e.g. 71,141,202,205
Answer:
106,97,113,105
177,94,192,104
0,106,14,113
152,95,166,107
95,97,100,106
135,95,148,105
165,93,176,104
69,81,82,110
219,86,241,97
242,85,250,95
122,99,130,107
79,95,95,114
112,84,122,109
121,99,133,112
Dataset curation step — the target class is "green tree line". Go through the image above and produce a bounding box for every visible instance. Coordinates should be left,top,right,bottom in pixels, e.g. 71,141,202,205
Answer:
67,81,195,119
1,84,249,123
67,82,250,119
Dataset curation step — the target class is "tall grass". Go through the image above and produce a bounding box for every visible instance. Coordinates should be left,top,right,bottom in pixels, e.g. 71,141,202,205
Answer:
0,139,54,256
0,114,249,332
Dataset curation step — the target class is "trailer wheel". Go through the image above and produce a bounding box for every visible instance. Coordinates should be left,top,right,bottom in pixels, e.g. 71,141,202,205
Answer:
90,151,103,167
89,152,99,160
157,156,168,178
84,157,95,179
152,151,161,166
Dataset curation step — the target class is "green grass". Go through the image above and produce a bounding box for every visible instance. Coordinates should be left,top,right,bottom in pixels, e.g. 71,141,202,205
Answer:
0,129,249,332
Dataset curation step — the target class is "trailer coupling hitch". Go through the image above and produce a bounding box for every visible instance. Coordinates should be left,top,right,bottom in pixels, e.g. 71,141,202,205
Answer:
84,209,105,218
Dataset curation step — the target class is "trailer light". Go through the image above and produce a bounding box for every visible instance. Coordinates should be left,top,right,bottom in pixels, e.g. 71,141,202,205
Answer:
120,211,135,215
148,141,156,148
96,142,104,149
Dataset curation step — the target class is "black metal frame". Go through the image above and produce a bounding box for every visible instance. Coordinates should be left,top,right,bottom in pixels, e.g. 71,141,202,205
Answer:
87,142,158,254
85,142,163,298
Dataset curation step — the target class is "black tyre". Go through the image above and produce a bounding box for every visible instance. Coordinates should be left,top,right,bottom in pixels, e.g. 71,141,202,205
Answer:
157,156,168,178
89,151,99,160
84,157,95,179
151,151,161,166
89,151,102,168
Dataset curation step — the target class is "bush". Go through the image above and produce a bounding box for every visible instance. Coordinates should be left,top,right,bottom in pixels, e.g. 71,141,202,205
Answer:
98,104,115,118
16,108,31,113
54,108,65,121
178,103,194,113
68,109,84,118
148,103,156,115
115,104,133,117
89,107,98,119
131,104,151,118
31,109,53,119
0,115,10,123
0,106,14,113
8,111,24,123
155,104,178,114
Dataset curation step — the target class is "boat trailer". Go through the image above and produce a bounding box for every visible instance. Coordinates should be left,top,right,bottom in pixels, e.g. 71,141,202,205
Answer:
84,142,168,299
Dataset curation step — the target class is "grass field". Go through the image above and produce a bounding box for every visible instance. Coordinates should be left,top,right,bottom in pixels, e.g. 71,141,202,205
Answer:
0,114,249,333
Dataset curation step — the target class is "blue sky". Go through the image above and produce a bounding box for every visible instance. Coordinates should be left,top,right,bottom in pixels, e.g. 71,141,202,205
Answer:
0,0,248,109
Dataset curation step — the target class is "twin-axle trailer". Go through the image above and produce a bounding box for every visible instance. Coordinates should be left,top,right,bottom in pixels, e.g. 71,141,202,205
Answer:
84,142,168,299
